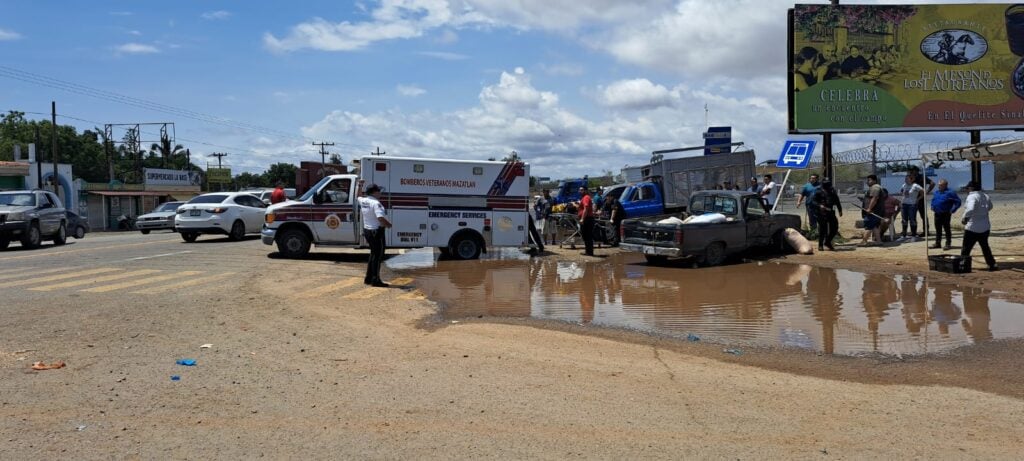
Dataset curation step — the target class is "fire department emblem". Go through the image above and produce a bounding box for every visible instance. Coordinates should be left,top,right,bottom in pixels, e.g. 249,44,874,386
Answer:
324,214,341,230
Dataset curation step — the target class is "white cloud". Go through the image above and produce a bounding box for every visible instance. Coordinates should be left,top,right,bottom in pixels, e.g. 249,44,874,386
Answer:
127,30,142,36
0,28,21,41
296,67,791,178
598,79,676,111
417,51,468,61
435,29,458,44
114,43,160,55
397,84,427,97
201,10,232,21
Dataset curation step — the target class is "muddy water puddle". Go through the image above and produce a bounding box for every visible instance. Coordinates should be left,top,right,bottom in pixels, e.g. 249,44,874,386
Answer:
387,250,1024,356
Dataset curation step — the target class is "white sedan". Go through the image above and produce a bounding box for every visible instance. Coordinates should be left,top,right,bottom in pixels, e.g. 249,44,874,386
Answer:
174,192,268,242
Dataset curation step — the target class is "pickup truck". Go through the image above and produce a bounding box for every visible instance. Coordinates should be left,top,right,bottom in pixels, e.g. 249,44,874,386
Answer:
619,190,800,266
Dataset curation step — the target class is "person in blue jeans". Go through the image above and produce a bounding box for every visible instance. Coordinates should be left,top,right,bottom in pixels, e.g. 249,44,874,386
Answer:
795,174,820,232
899,175,924,240
929,179,961,250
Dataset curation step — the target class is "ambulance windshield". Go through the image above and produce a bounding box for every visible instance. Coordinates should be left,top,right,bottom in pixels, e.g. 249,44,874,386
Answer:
299,176,333,202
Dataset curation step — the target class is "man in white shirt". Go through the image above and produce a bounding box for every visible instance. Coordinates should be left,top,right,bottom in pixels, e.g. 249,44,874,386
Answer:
760,174,778,213
357,181,393,286
898,175,924,240
960,181,998,271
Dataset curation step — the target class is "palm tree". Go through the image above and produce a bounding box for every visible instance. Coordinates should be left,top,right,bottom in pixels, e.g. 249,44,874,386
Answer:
150,135,186,169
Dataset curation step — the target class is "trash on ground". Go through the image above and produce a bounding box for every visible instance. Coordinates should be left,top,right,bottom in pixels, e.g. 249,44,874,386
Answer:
722,348,743,356
31,360,66,370
171,375,181,381
687,333,700,342
199,344,213,349
175,359,197,366
76,425,86,432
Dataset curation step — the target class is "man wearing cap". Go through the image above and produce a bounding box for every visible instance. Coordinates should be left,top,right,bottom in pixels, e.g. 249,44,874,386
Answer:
930,179,961,250
357,181,393,286
577,186,596,256
812,177,842,251
961,181,999,271
795,174,820,232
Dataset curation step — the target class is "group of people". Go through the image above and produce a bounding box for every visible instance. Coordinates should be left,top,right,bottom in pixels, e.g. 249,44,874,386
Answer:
532,186,626,256
793,43,902,91
796,171,999,272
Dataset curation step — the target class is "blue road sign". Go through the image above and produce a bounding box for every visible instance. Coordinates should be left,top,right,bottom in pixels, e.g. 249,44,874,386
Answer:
776,140,816,169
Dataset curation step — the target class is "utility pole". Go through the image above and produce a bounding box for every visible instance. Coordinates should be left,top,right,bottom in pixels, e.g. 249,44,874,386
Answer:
209,152,228,169
312,141,335,178
51,101,59,201
34,125,42,189
371,146,385,156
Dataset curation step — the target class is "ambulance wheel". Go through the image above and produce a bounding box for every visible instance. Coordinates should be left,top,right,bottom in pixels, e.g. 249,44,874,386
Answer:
277,228,311,258
449,233,482,260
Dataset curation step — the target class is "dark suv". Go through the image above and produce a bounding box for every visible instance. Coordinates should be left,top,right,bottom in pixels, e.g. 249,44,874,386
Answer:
0,190,68,249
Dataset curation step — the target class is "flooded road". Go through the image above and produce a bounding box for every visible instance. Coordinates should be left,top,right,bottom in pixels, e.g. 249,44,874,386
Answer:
387,250,1024,356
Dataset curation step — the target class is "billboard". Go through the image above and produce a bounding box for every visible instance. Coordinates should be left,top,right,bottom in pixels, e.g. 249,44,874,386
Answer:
703,126,732,155
207,167,232,184
789,3,1024,133
143,168,198,186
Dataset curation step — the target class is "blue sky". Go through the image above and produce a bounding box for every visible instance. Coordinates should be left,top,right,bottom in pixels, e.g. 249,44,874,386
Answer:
1,0,1019,179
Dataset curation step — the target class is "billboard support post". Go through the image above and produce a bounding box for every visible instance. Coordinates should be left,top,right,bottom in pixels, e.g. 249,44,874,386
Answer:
970,131,982,186
822,133,833,180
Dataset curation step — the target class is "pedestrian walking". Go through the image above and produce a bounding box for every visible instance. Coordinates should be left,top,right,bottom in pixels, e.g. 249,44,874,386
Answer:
859,175,884,246
812,177,842,251
898,175,924,241
270,182,287,204
960,181,999,271
795,174,820,232
357,181,392,287
578,186,595,256
930,179,961,250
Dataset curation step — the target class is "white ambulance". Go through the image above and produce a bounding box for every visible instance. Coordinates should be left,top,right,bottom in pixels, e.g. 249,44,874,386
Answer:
261,155,531,260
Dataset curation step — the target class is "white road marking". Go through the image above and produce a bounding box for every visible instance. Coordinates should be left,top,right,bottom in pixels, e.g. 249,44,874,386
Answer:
127,250,192,261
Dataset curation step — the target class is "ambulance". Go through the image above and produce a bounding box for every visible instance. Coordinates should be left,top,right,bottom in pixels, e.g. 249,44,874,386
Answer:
261,155,531,260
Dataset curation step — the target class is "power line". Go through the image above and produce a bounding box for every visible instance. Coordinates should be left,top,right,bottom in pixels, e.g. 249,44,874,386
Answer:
0,65,371,150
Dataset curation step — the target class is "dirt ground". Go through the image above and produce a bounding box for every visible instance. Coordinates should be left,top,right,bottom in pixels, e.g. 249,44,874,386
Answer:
2,236,1024,458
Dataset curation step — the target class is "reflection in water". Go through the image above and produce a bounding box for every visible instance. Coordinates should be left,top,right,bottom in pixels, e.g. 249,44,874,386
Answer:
388,250,1024,356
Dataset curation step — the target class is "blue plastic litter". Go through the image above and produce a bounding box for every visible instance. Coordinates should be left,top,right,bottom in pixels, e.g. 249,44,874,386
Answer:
175,359,197,366
687,334,700,342
170,375,181,381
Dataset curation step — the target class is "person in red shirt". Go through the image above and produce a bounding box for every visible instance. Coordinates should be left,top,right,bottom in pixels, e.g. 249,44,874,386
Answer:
270,182,287,204
577,186,595,256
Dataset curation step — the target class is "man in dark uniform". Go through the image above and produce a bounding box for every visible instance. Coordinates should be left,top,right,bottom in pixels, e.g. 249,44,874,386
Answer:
812,178,843,251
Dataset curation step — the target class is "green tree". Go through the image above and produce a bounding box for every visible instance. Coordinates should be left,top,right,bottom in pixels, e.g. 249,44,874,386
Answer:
263,162,297,188
233,172,266,189
328,153,343,165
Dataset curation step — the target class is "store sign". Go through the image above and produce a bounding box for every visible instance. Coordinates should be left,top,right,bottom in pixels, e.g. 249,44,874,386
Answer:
144,168,194,186
207,168,232,184
703,126,732,155
790,4,1024,133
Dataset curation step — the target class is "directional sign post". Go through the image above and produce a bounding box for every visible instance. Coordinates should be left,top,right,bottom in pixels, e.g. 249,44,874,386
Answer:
776,140,816,169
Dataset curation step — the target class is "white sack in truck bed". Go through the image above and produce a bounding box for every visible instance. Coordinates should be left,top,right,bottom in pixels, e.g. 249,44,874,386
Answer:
680,213,727,224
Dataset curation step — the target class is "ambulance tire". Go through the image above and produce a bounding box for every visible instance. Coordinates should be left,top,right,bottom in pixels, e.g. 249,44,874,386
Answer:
277,228,311,258
449,232,482,260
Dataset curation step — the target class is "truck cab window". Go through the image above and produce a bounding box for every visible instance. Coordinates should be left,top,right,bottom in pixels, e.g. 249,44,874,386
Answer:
745,197,765,218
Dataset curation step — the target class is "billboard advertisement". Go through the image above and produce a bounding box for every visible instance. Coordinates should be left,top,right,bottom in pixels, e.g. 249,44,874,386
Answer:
789,3,1024,133
207,167,232,184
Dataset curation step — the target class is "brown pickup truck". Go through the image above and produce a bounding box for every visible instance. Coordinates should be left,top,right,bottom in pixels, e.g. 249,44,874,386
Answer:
619,191,801,266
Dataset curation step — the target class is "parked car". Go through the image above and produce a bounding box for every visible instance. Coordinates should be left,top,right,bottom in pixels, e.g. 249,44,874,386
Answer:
65,210,90,239
245,188,297,205
135,201,184,234
0,190,67,249
174,192,267,242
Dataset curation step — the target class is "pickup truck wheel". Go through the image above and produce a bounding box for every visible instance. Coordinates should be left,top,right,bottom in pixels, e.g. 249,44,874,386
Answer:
20,222,42,249
450,235,482,260
53,222,67,246
181,231,199,243
277,229,311,258
701,242,727,267
644,254,668,266
74,225,86,239
0,236,9,250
